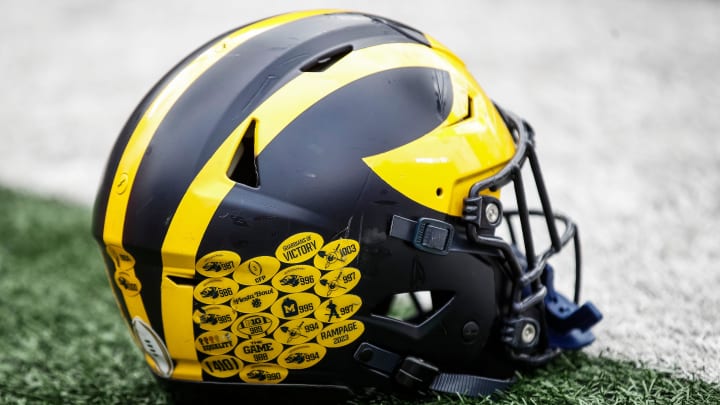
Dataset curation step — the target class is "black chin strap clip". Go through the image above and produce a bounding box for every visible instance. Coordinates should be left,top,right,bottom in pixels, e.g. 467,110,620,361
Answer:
395,357,440,391
389,215,500,257
354,342,514,397
389,215,454,255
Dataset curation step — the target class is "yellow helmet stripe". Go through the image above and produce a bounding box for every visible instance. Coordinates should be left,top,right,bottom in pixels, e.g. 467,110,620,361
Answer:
100,9,333,380
362,91,514,216
360,32,515,216
160,41,459,379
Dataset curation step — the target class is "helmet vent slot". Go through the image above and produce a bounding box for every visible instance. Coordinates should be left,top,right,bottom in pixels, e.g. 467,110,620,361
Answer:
300,45,353,73
165,275,197,287
375,290,454,325
446,95,473,127
463,95,473,121
227,119,259,188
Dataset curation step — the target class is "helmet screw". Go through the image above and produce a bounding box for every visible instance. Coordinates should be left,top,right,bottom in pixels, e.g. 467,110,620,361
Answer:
520,322,537,344
485,202,500,224
357,348,374,362
462,321,480,342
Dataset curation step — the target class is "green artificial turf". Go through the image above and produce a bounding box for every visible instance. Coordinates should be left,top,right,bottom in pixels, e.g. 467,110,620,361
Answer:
0,187,718,404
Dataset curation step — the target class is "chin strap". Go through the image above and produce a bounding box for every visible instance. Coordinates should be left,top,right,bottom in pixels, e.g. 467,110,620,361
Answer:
354,342,515,397
429,372,515,397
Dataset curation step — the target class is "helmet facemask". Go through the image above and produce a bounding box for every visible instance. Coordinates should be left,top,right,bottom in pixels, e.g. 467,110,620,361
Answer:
374,106,602,395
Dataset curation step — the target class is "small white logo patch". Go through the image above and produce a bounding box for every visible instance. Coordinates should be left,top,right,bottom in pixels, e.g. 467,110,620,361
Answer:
132,317,174,378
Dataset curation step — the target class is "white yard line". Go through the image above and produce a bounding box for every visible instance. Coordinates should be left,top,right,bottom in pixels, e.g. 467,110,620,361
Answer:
2,0,718,383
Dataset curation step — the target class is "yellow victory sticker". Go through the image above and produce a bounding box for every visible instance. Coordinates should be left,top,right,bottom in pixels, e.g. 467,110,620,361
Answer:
314,239,360,270
106,245,135,270
233,255,280,286
317,319,365,348
230,285,278,313
196,250,241,278
270,293,321,320
195,330,238,356
314,268,361,298
192,305,237,331
273,318,323,345
231,313,280,339
201,355,243,378
275,232,324,264
114,269,141,296
278,343,326,369
314,294,362,324
193,277,239,305
271,265,320,293
235,337,284,363
239,364,288,384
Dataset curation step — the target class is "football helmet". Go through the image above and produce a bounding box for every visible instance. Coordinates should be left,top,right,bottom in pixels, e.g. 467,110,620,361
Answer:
92,10,601,400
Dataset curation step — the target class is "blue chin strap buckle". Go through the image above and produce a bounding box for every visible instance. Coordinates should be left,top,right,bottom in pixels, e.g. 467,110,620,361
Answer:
543,265,603,350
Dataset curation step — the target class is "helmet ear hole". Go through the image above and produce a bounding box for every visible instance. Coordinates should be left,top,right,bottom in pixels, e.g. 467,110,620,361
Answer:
228,120,259,187
373,290,454,325
435,187,443,197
